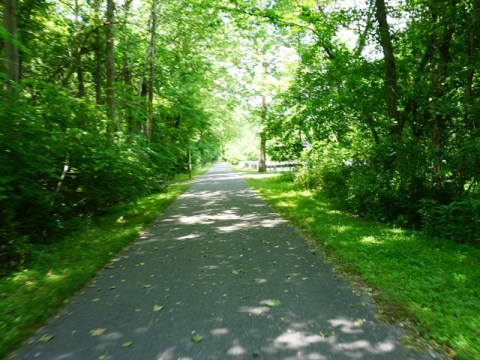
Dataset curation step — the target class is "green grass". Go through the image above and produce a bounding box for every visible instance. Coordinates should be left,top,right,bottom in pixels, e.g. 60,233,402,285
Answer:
0,167,208,358
245,174,480,360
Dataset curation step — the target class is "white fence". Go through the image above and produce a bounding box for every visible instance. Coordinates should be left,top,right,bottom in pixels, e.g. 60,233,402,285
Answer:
240,161,299,172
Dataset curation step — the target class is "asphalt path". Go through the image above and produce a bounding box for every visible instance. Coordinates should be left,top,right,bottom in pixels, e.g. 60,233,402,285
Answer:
14,163,430,360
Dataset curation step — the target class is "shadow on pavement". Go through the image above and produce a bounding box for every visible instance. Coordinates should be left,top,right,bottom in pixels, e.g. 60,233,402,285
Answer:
15,163,428,360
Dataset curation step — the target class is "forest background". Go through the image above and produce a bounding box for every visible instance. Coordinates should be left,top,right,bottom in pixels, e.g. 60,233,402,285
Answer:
1,0,480,358
3,0,479,272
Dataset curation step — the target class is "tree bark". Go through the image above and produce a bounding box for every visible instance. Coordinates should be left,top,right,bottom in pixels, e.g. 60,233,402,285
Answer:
465,0,480,130
105,0,116,133
121,0,133,86
121,0,136,133
146,0,158,143
73,0,85,98
3,0,19,93
258,94,267,173
92,0,103,105
374,0,401,136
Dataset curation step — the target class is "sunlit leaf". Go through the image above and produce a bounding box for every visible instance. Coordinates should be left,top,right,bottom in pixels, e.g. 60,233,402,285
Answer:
191,335,203,343
38,334,54,343
319,331,334,337
90,328,106,337
354,319,365,326
261,299,281,307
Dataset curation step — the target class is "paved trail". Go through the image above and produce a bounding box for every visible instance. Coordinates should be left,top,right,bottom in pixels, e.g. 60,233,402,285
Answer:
15,163,429,360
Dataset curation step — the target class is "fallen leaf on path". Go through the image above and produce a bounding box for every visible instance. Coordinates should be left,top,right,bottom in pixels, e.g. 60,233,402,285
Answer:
319,331,334,338
191,335,203,343
121,341,133,348
354,319,365,326
90,328,106,337
261,299,281,307
37,334,54,343
153,305,164,312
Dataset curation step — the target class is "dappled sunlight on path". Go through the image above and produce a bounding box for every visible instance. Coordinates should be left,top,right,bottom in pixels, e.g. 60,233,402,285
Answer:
15,163,428,360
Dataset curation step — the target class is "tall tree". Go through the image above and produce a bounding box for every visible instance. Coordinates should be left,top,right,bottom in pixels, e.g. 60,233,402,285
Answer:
105,0,116,132
146,0,158,143
93,0,103,105
258,93,267,172
73,0,85,98
3,0,20,92
374,0,400,137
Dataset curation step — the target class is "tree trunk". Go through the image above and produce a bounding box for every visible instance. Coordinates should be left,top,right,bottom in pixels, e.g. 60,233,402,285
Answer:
121,0,133,86
93,0,103,105
146,0,158,143
73,0,85,98
465,0,480,130
121,0,136,133
105,0,116,133
431,3,456,188
374,0,401,137
258,94,267,173
3,0,19,93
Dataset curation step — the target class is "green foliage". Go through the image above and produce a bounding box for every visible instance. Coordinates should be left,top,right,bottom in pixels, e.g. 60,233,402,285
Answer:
0,85,170,274
1,0,236,274
259,0,480,243
294,141,436,227
294,143,351,195
420,198,480,243
246,173,480,360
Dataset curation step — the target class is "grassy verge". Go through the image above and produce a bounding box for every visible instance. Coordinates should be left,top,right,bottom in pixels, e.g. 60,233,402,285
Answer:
245,173,480,360
0,167,209,358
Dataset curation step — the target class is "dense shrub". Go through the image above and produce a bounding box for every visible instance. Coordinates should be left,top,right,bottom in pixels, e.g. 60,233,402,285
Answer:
420,198,480,243
294,142,432,226
294,143,351,194
0,84,208,276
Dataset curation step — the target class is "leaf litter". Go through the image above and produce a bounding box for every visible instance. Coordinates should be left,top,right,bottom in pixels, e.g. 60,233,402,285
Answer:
89,328,106,337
